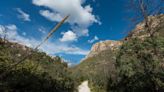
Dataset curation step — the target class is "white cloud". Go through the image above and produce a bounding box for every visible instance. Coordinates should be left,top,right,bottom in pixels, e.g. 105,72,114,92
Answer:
6,25,17,31
41,43,89,55
40,10,63,22
16,8,31,22
0,24,89,55
32,0,101,39
72,27,89,37
60,30,77,42
88,36,99,43
32,0,99,26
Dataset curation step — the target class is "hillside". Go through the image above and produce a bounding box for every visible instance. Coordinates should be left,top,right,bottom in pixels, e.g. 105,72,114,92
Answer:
0,39,75,92
71,14,164,92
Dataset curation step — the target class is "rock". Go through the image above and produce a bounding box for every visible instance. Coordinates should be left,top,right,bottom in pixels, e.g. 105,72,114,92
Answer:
87,40,122,58
125,14,164,40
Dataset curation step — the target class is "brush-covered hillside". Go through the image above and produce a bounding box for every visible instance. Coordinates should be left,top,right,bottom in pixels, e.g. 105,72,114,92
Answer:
0,39,75,92
71,14,164,92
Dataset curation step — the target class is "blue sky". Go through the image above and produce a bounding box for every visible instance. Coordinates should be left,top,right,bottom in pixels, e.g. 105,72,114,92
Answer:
0,0,138,65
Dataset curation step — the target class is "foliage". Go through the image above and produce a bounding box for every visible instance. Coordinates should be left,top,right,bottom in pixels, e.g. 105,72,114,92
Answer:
0,40,75,92
107,23,164,92
71,49,117,92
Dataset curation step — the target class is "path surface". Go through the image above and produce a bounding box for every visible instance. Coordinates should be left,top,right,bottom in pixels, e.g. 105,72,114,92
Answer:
78,81,91,92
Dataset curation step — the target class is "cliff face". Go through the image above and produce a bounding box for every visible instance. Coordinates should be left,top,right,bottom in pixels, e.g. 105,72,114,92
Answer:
87,40,122,58
126,14,164,40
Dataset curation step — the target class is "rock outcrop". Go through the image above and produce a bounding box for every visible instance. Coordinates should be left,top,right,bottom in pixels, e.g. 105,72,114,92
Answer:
125,14,164,40
87,40,122,58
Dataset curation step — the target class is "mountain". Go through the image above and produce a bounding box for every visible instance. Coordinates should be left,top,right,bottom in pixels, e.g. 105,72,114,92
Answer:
71,14,164,92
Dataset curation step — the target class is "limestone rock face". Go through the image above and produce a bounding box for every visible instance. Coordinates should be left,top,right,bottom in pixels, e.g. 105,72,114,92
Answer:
87,40,122,58
125,14,164,40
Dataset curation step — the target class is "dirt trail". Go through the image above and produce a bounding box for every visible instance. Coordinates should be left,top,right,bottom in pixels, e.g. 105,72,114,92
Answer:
78,81,91,92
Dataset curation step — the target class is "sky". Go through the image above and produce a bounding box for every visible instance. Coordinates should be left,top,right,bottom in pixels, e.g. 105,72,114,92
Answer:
0,0,136,65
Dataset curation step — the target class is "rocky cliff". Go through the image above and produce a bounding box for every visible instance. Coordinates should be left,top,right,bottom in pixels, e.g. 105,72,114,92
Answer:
87,40,122,58
125,14,164,40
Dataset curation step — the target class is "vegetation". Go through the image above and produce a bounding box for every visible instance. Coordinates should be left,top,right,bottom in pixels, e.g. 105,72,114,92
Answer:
0,0,163,92
0,15,164,92
0,39,75,92
71,48,118,92
107,0,164,91
108,35,164,92
72,13,164,92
